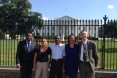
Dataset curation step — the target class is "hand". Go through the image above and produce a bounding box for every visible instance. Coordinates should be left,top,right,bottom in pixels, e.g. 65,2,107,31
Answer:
16,64,21,68
95,66,98,70
33,64,37,71
49,61,51,67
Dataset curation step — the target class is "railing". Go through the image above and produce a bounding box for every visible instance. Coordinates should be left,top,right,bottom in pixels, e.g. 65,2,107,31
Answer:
0,16,117,70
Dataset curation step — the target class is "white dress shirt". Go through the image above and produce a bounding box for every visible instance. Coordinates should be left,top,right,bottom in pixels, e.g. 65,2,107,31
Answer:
49,43,65,59
26,40,31,48
26,40,31,52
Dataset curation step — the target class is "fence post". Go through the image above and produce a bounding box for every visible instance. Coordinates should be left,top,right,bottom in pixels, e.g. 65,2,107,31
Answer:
102,15,108,69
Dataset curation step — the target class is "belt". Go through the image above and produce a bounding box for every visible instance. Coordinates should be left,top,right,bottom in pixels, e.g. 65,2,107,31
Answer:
52,58,63,61
80,60,89,63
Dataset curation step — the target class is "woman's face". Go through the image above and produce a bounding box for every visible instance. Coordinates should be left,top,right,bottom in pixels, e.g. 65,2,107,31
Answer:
41,39,47,46
69,35,75,44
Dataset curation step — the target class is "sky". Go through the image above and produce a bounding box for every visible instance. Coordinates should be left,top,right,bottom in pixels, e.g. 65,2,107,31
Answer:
29,0,117,20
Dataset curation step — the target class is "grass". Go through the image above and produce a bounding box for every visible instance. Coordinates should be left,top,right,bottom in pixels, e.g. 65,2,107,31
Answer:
0,39,20,66
95,40,117,69
0,39,117,69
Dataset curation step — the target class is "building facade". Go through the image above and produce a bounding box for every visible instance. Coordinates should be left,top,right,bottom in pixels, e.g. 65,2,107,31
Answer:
38,16,99,38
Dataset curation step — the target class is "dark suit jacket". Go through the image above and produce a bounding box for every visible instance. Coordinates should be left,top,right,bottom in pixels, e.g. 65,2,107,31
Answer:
78,40,99,72
16,39,36,69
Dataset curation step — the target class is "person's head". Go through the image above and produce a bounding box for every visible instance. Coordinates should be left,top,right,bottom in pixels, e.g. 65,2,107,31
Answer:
80,30,88,41
68,34,76,44
41,38,48,47
26,33,33,42
54,35,61,45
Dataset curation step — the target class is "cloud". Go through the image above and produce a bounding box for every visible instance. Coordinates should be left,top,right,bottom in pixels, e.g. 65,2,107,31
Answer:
107,4,114,10
42,17,49,20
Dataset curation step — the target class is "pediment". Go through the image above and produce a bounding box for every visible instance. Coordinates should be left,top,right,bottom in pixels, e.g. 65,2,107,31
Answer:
55,16,76,20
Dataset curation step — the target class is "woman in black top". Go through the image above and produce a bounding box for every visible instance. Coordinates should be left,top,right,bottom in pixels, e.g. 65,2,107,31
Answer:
33,38,51,78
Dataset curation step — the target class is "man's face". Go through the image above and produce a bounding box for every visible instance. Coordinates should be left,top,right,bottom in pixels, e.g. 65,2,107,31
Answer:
26,33,33,42
55,36,61,44
81,31,88,40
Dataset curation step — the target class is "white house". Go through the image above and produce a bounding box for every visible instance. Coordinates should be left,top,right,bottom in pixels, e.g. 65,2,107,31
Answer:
38,16,99,38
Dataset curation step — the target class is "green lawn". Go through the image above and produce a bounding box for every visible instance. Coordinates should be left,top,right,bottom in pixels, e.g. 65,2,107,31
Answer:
0,39,117,69
95,40,117,69
0,39,20,66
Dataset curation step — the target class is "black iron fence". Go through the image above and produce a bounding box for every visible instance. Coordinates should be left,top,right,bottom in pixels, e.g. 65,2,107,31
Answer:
0,15,117,70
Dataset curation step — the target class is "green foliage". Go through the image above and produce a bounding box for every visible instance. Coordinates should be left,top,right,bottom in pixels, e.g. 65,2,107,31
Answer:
0,33,5,39
76,36,81,40
99,20,117,38
0,0,43,39
65,36,98,40
88,36,98,40
64,36,81,40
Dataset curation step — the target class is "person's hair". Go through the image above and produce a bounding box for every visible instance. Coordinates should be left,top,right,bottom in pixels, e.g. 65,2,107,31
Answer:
26,32,33,37
39,37,47,43
55,35,61,39
67,34,76,43
80,30,88,35
41,38,47,41
41,37,46,39
41,38,48,47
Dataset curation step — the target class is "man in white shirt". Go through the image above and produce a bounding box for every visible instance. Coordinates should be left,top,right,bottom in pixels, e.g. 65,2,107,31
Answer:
78,30,99,78
49,35,65,78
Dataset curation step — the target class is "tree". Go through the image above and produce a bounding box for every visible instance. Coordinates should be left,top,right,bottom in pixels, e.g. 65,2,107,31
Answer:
99,20,117,38
0,0,43,39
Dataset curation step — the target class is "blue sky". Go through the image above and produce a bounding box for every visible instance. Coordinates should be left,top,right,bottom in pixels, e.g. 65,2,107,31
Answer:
29,0,117,20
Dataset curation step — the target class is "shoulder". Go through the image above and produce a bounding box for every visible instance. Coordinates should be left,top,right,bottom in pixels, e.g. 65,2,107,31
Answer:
65,44,69,48
35,44,40,49
49,44,56,49
77,40,82,44
74,43,79,47
65,43,69,46
60,43,65,46
32,41,36,44
49,44,55,47
19,40,25,45
48,47,52,51
75,43,78,46
88,40,96,45
88,40,95,43
48,47,51,50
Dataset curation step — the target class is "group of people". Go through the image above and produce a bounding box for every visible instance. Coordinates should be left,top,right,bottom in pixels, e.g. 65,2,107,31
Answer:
16,30,99,78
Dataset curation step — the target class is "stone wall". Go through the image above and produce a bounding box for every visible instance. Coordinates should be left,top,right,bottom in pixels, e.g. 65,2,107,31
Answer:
0,68,117,78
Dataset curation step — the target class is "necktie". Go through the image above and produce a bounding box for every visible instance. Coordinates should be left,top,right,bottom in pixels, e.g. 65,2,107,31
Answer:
28,42,31,53
83,42,87,62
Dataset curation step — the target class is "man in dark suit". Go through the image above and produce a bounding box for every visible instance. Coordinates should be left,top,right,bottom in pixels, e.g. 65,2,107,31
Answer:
16,32,36,78
78,30,99,78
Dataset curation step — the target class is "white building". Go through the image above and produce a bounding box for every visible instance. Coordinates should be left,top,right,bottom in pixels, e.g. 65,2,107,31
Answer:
38,16,99,38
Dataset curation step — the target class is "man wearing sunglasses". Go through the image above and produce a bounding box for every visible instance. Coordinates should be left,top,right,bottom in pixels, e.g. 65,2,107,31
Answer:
49,35,65,78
